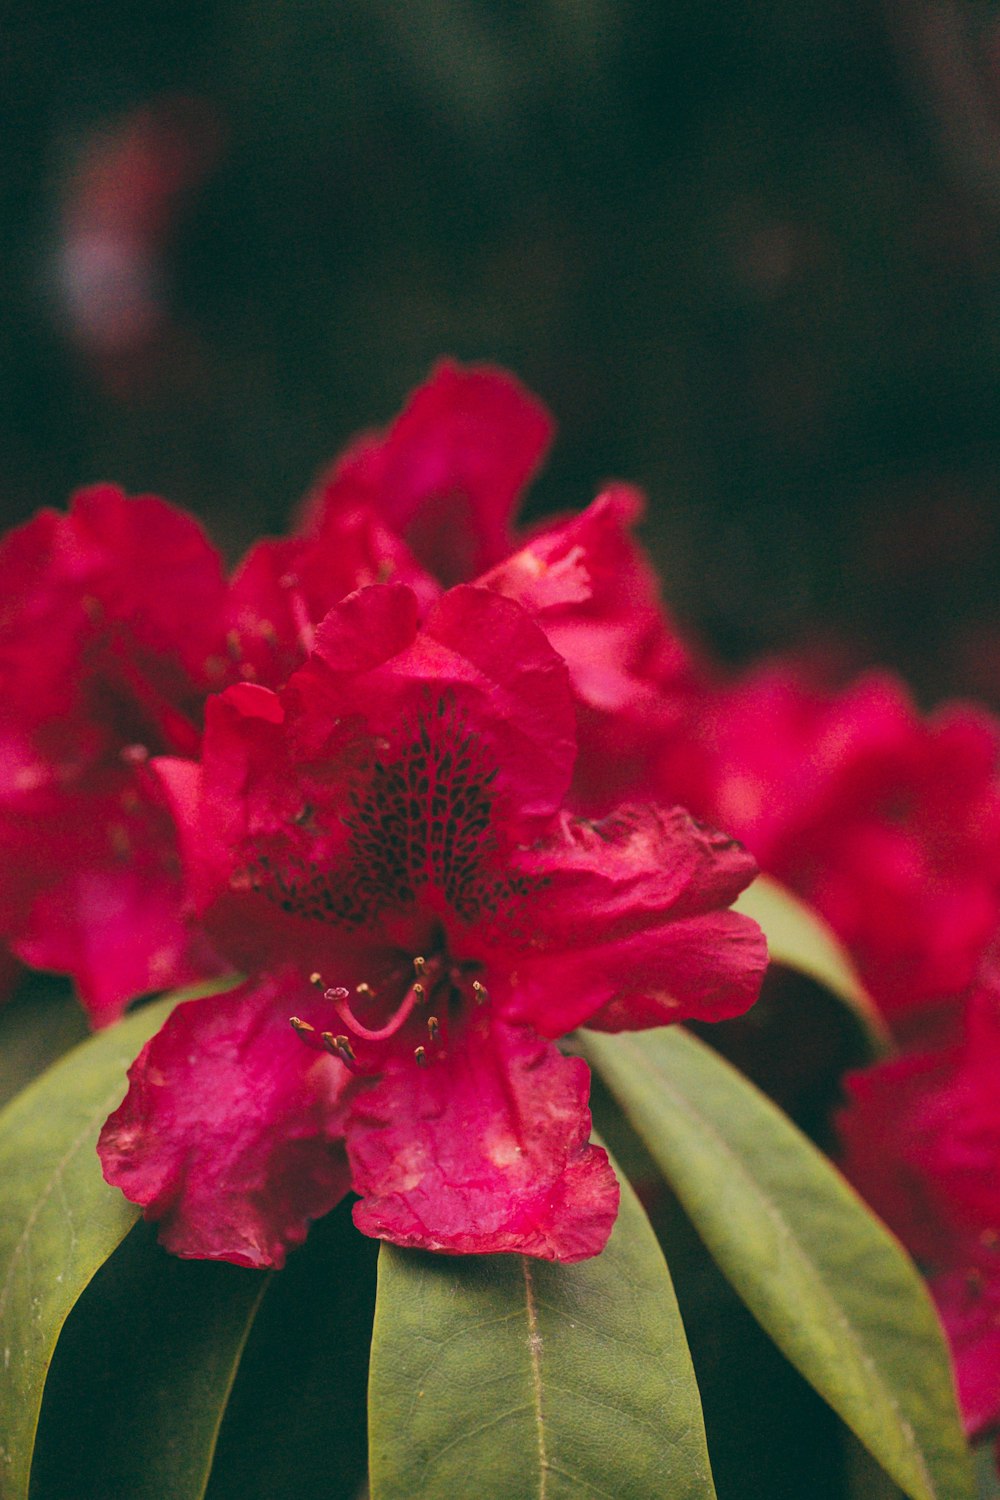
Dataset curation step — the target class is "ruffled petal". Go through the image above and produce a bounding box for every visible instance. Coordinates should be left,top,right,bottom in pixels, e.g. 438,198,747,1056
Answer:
495,804,766,1035
99,971,353,1268
347,1017,618,1262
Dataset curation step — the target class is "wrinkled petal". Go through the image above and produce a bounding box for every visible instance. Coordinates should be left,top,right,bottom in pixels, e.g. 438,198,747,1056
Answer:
347,1017,618,1262
99,971,353,1268
495,804,766,1035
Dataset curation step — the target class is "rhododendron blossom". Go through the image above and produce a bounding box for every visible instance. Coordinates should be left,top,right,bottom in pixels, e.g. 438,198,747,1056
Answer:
0,484,230,1023
99,583,766,1267
0,360,703,1029
306,360,701,814
659,662,1000,1029
838,978,1000,1438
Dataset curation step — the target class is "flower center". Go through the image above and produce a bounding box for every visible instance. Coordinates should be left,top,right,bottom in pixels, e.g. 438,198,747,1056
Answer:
289,949,487,1074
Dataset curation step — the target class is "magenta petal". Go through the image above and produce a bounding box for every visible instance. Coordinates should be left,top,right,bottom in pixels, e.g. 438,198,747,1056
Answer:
933,1267,1000,1438
347,1019,619,1263
99,972,353,1268
310,360,554,584
498,804,766,1035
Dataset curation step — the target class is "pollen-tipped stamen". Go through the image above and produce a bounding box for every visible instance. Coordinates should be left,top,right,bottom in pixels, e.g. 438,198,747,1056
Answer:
320,1031,361,1069
289,1015,315,1036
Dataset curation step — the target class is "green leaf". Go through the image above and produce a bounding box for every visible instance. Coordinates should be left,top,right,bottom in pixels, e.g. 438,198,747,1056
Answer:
205,1200,377,1500
735,875,891,1055
0,977,88,1112
30,1222,268,1500
583,1027,975,1500
368,1148,716,1500
0,979,235,1500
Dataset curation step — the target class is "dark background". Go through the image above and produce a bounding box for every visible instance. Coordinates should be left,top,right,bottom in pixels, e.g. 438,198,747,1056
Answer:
5,0,1000,700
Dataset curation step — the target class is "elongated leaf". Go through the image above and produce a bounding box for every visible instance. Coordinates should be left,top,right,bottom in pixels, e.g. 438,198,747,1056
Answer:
29,1222,268,1500
583,1027,974,1500
206,1199,377,1500
735,875,891,1054
0,980,234,1500
0,977,88,1111
368,1150,716,1500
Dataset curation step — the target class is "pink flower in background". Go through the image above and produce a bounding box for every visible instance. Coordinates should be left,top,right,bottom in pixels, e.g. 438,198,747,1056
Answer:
0,484,230,1024
838,976,1000,1438
100,583,766,1268
54,96,223,391
660,662,1000,1030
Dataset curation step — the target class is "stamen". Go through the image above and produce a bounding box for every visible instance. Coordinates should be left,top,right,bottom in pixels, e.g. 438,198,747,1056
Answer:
309,972,325,988
413,955,427,978
412,982,426,1004
355,981,375,1000
289,1015,315,1035
471,980,489,1005
427,1014,440,1041
414,1045,427,1067
321,1031,358,1064
279,572,316,654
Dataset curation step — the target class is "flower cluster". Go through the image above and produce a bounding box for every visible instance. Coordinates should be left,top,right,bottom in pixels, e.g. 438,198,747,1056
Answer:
0,361,767,1268
652,654,1000,1445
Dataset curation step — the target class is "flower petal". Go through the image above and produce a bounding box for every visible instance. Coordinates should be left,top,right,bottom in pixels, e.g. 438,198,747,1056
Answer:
99,971,353,1268
308,360,553,583
497,804,766,1035
347,1018,618,1262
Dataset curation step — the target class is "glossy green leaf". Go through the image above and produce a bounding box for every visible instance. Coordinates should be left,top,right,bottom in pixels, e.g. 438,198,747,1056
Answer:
368,1150,716,1500
0,977,88,1112
30,1221,268,1500
583,1027,974,1500
205,1199,377,1500
0,980,234,1500
735,875,891,1054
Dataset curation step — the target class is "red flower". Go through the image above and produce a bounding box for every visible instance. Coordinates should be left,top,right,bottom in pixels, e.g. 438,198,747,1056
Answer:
0,485,230,1024
99,584,766,1267
661,663,1000,1028
838,981,1000,1438
305,360,700,812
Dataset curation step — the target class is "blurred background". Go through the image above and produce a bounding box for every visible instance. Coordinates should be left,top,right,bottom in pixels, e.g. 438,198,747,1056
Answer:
4,0,1000,701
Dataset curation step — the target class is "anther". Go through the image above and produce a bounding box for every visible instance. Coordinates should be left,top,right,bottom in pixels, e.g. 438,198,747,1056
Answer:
322,1032,357,1064
413,955,427,978
309,972,325,989
471,980,489,1005
289,1015,315,1035
427,1015,440,1041
414,1046,427,1067
412,982,426,1004
355,982,374,1000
